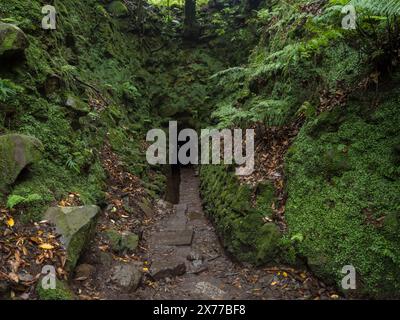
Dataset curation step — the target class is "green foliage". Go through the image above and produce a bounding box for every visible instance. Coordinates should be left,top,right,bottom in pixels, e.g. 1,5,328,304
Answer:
285,93,400,298
0,79,23,102
36,279,74,300
349,0,400,17
6,193,42,209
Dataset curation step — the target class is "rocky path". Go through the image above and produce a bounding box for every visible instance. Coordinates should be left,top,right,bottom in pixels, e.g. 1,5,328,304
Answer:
71,166,338,300
133,167,337,300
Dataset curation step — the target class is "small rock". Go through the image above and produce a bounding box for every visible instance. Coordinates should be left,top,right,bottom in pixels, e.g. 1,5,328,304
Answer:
0,134,43,190
110,263,142,292
138,198,154,218
194,281,226,300
123,232,139,250
0,280,10,296
156,199,173,210
99,252,113,268
19,292,30,300
187,252,204,261
151,258,186,280
75,264,96,280
192,259,204,269
65,94,90,114
18,272,34,283
105,229,139,253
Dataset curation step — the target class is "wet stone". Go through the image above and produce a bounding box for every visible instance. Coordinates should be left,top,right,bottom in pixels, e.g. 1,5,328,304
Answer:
151,258,187,280
110,262,142,292
155,229,194,246
194,281,226,300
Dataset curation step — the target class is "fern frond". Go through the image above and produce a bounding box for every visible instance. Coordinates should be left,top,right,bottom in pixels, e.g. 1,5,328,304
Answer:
350,0,400,17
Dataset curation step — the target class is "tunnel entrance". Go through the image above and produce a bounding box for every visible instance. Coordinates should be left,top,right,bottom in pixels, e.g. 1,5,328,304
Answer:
163,118,198,205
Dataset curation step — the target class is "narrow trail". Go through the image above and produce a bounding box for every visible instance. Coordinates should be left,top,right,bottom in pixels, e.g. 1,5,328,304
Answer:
134,167,334,300
72,164,337,300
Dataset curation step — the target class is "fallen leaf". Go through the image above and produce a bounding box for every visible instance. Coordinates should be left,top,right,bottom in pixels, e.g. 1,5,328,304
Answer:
8,272,19,283
6,217,14,227
39,243,54,250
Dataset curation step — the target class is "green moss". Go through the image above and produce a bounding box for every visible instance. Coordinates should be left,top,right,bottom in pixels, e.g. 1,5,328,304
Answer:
285,92,400,298
107,1,129,18
105,229,139,253
36,279,74,300
0,134,43,191
200,164,282,265
0,22,27,55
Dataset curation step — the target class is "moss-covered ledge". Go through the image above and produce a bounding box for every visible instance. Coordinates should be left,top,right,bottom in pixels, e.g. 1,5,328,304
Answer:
199,164,282,265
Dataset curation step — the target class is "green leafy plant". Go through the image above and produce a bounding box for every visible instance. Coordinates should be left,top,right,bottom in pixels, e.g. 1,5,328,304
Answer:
7,194,43,209
0,79,23,102
65,156,80,173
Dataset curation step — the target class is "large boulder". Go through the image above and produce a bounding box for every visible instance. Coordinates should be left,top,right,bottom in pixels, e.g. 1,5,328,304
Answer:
0,134,43,190
44,205,100,271
0,22,28,57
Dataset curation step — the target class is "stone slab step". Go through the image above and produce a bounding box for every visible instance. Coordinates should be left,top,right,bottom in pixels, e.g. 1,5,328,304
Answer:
154,229,194,246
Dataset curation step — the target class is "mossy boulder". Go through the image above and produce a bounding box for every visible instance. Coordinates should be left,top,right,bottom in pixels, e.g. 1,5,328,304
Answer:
65,94,90,114
44,205,100,272
107,1,129,18
36,278,74,300
0,22,28,57
200,165,282,265
0,134,43,191
105,229,139,253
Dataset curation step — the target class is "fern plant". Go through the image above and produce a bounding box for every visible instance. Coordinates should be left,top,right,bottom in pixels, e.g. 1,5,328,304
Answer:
0,79,22,102
349,0,400,17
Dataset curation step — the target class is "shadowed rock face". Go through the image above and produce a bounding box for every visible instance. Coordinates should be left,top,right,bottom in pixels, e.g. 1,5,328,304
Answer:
0,22,28,57
44,205,101,272
0,134,43,190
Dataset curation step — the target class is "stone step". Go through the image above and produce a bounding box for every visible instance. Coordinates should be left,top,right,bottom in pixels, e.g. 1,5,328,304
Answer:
154,229,194,246
174,203,188,217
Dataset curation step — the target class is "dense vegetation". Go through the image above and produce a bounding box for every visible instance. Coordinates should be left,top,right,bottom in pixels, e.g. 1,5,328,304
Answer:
1,0,399,299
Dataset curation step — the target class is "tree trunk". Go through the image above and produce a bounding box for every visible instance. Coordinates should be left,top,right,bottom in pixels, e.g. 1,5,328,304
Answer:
184,0,198,39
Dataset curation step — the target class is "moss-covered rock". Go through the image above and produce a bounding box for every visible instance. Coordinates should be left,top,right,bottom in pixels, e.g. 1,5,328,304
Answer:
36,278,74,300
0,22,28,57
105,229,139,253
107,1,129,18
0,134,43,191
65,94,90,114
199,164,282,265
44,206,100,271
